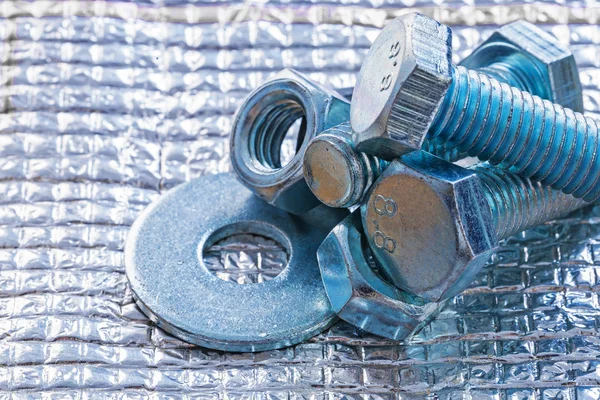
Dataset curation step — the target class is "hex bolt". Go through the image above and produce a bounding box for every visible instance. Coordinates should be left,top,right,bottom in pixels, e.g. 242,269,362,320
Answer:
304,19,582,209
351,13,600,202
362,151,587,302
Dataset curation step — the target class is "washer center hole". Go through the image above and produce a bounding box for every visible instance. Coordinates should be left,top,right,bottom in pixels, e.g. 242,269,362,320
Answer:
202,222,290,284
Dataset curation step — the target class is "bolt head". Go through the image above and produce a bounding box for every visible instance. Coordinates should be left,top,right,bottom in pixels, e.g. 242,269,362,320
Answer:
303,122,381,208
351,13,453,160
318,211,446,341
361,152,498,302
461,20,583,112
230,69,350,214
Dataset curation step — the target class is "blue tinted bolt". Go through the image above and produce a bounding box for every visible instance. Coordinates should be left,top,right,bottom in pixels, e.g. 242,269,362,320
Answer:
352,13,600,203
304,19,582,208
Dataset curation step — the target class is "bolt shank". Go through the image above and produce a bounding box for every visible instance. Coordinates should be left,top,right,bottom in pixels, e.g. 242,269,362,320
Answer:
474,163,587,239
431,65,600,203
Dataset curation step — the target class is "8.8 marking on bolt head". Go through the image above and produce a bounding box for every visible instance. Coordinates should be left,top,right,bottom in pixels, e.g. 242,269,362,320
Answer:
380,42,401,92
371,194,397,253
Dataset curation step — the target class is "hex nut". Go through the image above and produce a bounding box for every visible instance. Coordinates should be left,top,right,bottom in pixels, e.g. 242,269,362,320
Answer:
461,20,583,112
230,69,350,214
318,211,446,341
361,152,498,302
351,13,452,160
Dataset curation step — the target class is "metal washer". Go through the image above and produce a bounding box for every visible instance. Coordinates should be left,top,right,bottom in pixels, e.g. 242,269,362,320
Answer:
125,173,346,352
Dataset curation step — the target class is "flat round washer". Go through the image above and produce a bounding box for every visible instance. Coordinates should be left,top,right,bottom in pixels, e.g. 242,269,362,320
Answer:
125,173,346,352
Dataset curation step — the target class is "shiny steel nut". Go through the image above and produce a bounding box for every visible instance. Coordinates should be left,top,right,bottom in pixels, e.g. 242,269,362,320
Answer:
460,20,583,112
361,152,497,302
318,212,446,341
351,13,452,160
230,69,350,214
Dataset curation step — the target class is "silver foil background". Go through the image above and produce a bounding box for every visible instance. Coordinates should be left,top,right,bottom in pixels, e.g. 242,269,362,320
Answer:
1,1,600,398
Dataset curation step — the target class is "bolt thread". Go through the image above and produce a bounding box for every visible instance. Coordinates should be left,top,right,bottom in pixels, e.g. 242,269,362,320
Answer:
430,65,600,203
421,140,465,162
423,58,544,164
477,64,527,93
476,52,546,99
473,163,586,239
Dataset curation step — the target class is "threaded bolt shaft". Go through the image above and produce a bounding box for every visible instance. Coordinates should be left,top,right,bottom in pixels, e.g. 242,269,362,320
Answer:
430,65,600,203
421,140,465,163
305,58,564,209
473,51,545,99
423,57,548,162
473,163,587,239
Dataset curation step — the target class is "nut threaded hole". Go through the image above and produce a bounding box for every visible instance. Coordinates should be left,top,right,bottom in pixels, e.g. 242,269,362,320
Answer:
251,98,307,170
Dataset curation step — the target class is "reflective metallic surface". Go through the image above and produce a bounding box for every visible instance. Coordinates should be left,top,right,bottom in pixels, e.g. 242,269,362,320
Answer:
362,153,497,303
431,65,600,204
352,13,585,164
3,1,600,397
362,152,587,302
351,13,453,160
460,20,583,113
318,211,446,340
305,20,582,210
126,173,346,352
230,69,349,214
303,122,387,209
304,20,579,210
354,12,600,205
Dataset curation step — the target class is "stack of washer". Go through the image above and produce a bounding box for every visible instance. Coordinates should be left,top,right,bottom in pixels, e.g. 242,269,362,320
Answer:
126,14,595,352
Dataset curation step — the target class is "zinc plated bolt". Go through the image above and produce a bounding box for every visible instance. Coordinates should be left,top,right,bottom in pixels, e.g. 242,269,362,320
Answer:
303,124,470,208
362,151,587,302
352,14,600,203
303,20,582,209
303,122,389,209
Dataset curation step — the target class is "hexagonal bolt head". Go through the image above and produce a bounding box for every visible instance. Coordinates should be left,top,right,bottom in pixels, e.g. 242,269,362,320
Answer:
461,20,583,112
318,211,446,341
230,69,350,214
351,13,453,160
361,152,498,302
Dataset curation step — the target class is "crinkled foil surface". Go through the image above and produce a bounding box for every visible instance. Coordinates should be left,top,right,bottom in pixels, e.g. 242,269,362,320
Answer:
2,1,600,398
